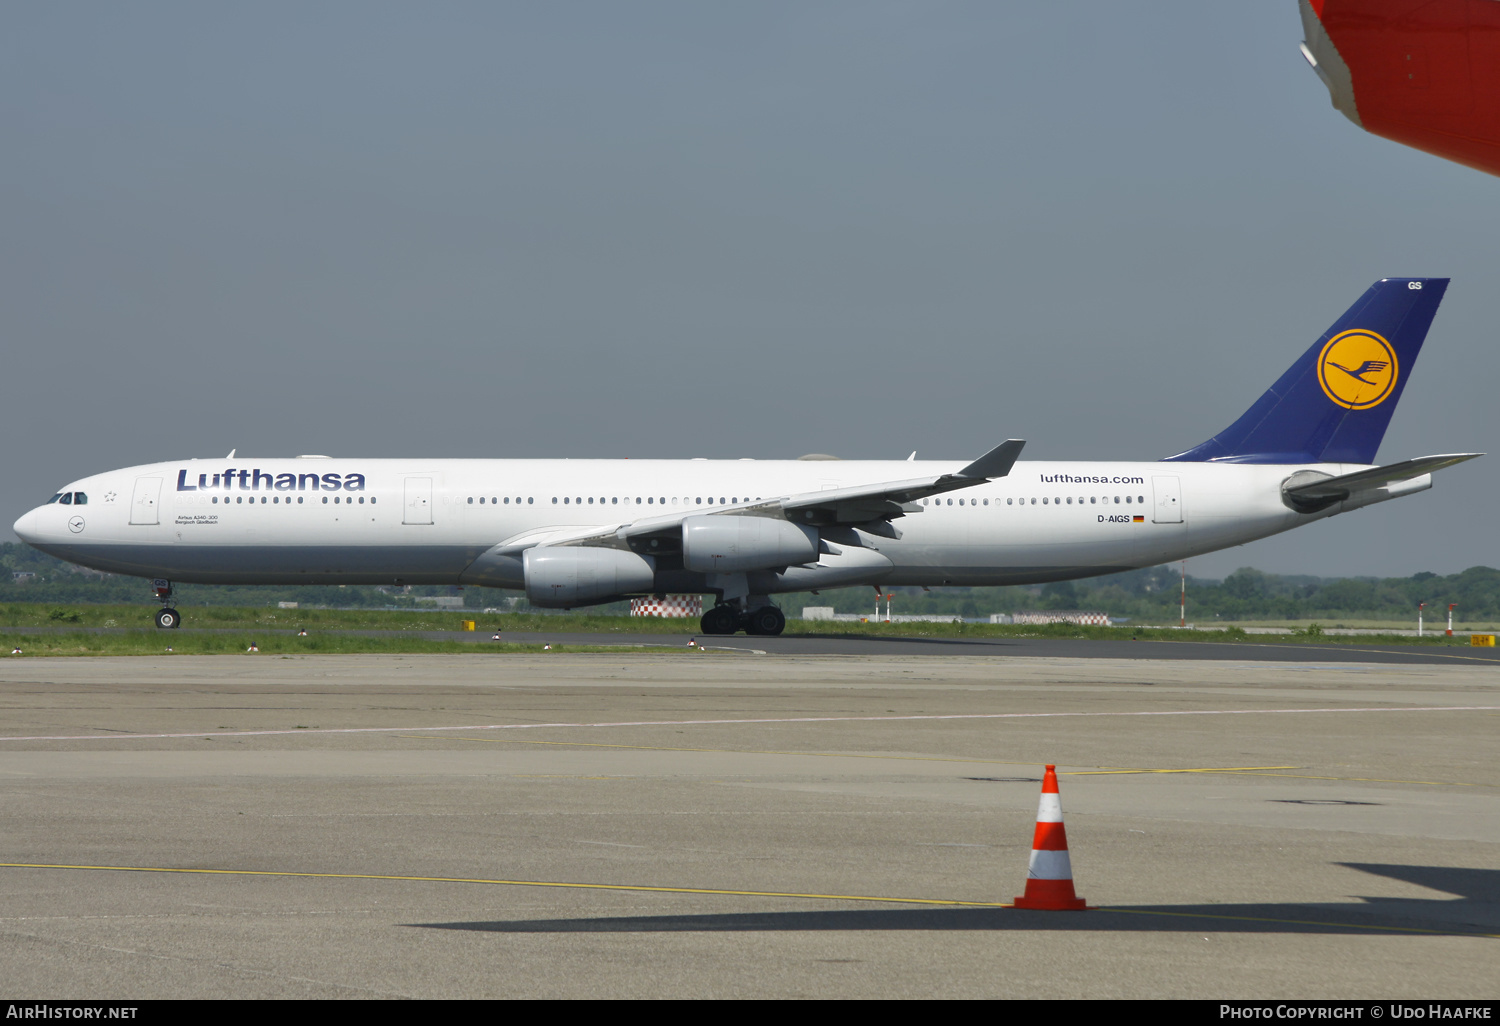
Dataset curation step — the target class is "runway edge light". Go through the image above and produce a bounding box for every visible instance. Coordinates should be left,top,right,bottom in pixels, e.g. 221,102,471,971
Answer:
1012,765,1088,911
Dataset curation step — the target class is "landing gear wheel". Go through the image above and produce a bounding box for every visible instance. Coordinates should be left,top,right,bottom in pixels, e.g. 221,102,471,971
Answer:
745,606,785,637
155,608,181,630
700,605,737,635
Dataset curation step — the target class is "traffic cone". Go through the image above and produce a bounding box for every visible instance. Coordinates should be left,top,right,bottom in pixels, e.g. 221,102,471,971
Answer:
1012,764,1087,910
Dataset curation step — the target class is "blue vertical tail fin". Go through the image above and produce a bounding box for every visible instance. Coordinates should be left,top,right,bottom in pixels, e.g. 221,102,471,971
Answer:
1163,278,1448,465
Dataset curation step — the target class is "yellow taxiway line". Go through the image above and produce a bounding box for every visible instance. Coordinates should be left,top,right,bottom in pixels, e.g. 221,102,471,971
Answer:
397,734,1044,768
2,863,1494,938
0,862,999,907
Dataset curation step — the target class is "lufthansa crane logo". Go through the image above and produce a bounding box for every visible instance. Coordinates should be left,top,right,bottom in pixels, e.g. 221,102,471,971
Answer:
1317,329,1399,410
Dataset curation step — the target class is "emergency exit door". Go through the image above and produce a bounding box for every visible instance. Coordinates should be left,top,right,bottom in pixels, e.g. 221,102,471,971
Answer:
1151,475,1183,524
403,477,433,525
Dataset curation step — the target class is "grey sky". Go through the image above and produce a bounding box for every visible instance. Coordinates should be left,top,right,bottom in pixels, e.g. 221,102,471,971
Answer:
2,3,1494,580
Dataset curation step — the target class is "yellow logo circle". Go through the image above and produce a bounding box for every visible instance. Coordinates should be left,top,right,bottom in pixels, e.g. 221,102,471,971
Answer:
1317,330,1399,409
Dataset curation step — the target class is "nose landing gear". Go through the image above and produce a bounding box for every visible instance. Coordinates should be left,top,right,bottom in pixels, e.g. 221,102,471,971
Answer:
152,579,180,630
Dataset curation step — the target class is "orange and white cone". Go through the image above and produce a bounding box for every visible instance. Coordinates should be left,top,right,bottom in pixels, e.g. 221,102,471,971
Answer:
1012,764,1087,910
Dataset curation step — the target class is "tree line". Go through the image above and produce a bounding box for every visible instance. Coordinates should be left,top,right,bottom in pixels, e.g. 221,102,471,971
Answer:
3,541,1492,622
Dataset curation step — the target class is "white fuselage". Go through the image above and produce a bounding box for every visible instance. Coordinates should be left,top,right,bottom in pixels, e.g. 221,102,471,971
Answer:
13,455,1418,596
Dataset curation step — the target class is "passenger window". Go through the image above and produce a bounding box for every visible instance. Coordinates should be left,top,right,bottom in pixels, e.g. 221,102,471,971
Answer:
647,497,653,504
1125,496,1132,504
1007,498,1013,505
1090,496,1096,504
359,497,365,504
1138,495,1145,504
588,497,594,504
504,497,510,504
1031,498,1036,505
298,497,304,504
1066,497,1072,504
1043,497,1048,505
273,496,279,504
321,497,327,504
212,496,218,504
983,498,988,506
946,499,952,506
528,497,533,504
467,497,473,504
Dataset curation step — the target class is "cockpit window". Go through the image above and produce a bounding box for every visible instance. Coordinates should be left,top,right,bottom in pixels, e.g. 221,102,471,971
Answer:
72,492,87,505
58,493,72,505
47,493,63,504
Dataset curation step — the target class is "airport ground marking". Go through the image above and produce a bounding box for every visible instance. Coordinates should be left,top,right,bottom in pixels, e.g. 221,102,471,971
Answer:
1233,643,1500,666
1070,766,1487,787
1212,769,1485,788
1069,766,1300,776
415,743,1488,788
1101,906,1500,939
397,734,1043,767
1,704,1497,744
0,863,1006,908
1,863,1491,939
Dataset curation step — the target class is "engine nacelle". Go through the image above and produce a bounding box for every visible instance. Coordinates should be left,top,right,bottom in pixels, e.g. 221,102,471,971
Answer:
523,547,655,608
681,515,818,573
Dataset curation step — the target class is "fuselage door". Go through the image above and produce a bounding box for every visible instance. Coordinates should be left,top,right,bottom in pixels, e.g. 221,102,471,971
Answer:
129,477,162,525
1151,475,1183,524
403,477,433,525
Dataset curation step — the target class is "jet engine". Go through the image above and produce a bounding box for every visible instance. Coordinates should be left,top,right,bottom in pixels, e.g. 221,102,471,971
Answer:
523,547,655,608
681,515,818,573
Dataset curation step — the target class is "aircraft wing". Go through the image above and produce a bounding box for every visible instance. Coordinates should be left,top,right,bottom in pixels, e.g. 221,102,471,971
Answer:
1300,0,1500,177
776,438,1025,527
491,439,1026,553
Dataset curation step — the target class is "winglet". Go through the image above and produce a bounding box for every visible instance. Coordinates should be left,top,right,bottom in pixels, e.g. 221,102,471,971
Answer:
958,439,1025,479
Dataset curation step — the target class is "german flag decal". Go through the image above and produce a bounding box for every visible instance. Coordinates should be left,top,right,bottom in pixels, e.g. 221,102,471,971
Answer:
1132,515,1144,522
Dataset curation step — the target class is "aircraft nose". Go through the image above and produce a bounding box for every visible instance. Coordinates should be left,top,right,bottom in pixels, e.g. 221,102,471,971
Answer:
13,507,43,544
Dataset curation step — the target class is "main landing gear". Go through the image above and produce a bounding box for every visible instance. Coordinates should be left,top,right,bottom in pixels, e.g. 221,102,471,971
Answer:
699,603,785,637
152,579,180,630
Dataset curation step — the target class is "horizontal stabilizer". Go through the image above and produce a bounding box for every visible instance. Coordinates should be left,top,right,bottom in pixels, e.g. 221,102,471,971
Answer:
1282,452,1482,512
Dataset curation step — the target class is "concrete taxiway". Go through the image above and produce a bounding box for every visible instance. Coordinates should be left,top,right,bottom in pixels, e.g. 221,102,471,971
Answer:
0,653,1495,998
